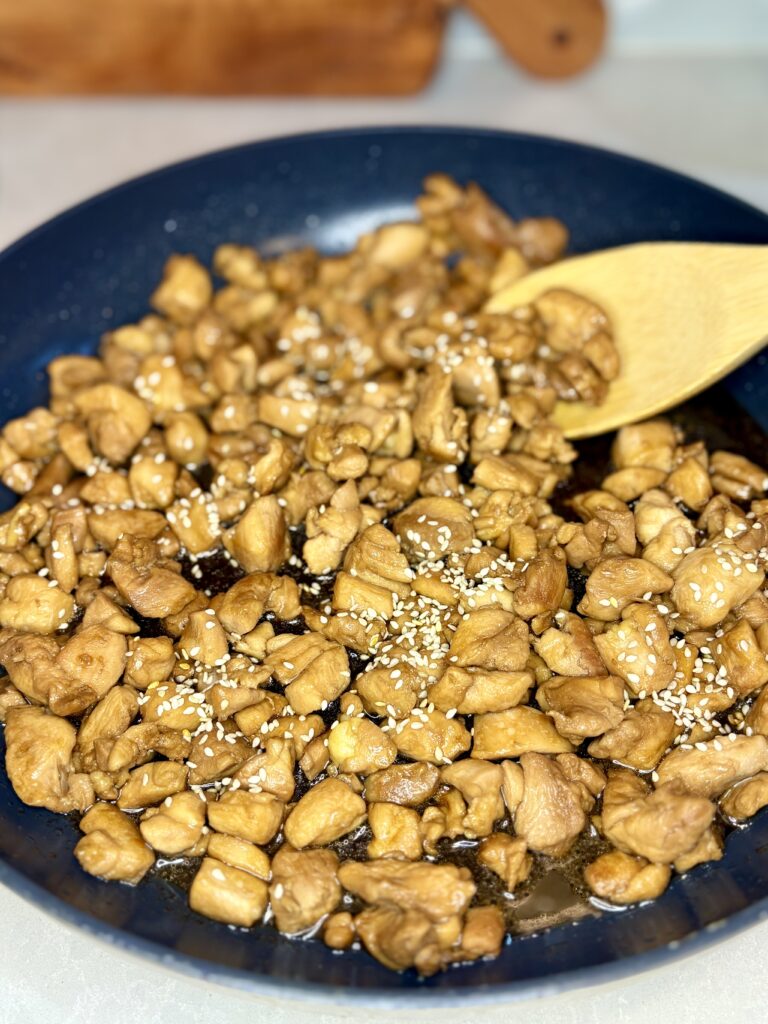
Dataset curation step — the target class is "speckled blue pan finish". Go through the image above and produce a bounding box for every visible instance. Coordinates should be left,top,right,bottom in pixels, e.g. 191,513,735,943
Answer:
0,127,767,1008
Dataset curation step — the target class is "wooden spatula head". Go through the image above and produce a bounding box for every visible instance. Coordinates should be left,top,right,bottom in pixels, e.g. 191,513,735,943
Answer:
486,242,768,438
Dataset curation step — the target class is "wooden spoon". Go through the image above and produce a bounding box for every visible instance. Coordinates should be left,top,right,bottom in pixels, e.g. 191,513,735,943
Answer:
485,242,768,439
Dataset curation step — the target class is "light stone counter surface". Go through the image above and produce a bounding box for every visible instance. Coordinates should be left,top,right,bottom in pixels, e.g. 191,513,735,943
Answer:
0,35,766,1024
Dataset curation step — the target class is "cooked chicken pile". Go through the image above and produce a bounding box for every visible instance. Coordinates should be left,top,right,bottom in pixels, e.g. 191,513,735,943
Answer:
2,174,767,976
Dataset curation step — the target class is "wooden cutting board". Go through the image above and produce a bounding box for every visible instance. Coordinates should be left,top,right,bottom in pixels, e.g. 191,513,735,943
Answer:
0,0,606,95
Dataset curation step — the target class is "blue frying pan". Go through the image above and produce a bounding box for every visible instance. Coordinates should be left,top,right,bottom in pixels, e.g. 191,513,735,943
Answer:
0,126,767,1007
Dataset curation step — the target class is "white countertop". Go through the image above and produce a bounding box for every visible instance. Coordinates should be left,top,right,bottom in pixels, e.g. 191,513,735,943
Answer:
0,42,767,1024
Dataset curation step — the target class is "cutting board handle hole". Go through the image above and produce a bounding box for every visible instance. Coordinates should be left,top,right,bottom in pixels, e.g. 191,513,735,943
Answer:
551,28,572,48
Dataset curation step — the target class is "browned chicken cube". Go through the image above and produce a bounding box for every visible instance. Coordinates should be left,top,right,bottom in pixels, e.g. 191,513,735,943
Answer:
514,752,586,857
284,778,366,848
75,802,154,884
472,707,574,760
189,857,268,927
477,833,532,891
269,845,341,933
584,850,671,905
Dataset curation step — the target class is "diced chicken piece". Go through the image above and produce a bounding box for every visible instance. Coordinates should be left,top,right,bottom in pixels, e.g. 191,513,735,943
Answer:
164,409,208,466
208,681,265,722
213,572,300,638
449,905,505,965
635,491,698,574
0,501,48,554
367,221,429,269
179,609,228,667
448,607,529,671
354,905,445,975
51,624,128,716
477,833,532,891
673,827,723,872
499,759,525,812
105,721,191,772
284,778,366,848
634,485,688,544
141,682,206,730
555,752,606,801
411,365,468,464
0,678,27,722
306,421,371,471
151,254,212,324
338,859,475,923
3,407,57,460
393,709,471,764
46,522,79,594
537,675,625,743
712,619,768,696
189,857,268,927
0,574,74,633
265,631,350,715
394,497,475,562
584,850,670,905
601,770,714,863
205,834,270,880
671,543,764,630
720,772,768,820
140,791,207,855
602,467,668,503
430,666,533,714
333,524,412,617
710,451,768,501
234,738,295,802
269,845,341,934
298,732,331,782
534,288,609,353
356,662,421,720
513,549,568,621
208,790,284,845
364,762,440,807
75,802,154,884
223,495,290,573
588,704,679,770
441,759,505,837
656,734,768,797
117,761,188,809
74,383,151,463
514,752,586,856
107,536,197,618
124,635,176,689
534,612,606,677
593,604,676,695
5,706,94,813
233,691,287,740
473,453,564,499
323,912,356,950
81,592,138,634
0,624,126,717
328,717,397,775
472,706,574,760
666,455,713,511
579,557,673,622
90,509,167,557
367,803,423,860
303,480,373,574
611,421,677,472
747,687,768,736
